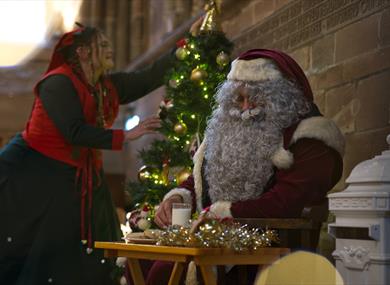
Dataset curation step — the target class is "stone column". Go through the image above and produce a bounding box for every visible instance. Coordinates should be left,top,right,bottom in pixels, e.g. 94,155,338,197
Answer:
89,0,103,29
129,0,149,60
173,0,192,28
191,0,206,17
115,0,129,70
77,1,91,26
104,0,116,56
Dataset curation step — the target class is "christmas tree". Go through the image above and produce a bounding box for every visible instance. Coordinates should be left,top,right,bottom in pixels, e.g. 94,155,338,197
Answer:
126,0,233,214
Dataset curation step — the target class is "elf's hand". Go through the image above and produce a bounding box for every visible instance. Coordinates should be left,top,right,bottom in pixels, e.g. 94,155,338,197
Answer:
125,116,160,141
190,16,204,36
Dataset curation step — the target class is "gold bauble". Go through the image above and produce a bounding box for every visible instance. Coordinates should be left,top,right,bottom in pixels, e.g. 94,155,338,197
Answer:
190,68,207,83
138,165,157,183
176,168,192,185
173,122,187,135
216,51,229,67
175,47,188,60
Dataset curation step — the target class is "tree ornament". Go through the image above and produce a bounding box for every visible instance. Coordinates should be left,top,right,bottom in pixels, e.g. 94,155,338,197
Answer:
158,99,174,120
216,51,229,67
158,108,168,120
175,167,192,185
120,276,127,285
186,134,201,157
168,166,182,183
200,0,222,32
138,165,158,183
161,160,170,186
137,218,151,231
190,68,207,83
169,79,179,89
176,38,188,48
174,122,187,135
160,99,174,110
175,47,189,60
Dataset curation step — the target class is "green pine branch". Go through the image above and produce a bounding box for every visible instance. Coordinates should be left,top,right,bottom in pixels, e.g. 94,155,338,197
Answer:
125,31,233,208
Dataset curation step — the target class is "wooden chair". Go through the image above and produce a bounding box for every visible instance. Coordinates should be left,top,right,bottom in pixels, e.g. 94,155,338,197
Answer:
234,201,329,251
215,201,329,285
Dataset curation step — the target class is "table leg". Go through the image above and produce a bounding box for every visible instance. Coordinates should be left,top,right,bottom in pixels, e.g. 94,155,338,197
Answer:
127,258,145,285
255,264,269,284
168,262,185,285
199,265,217,285
238,265,248,285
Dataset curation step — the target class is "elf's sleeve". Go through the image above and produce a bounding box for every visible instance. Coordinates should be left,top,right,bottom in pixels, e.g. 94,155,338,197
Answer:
110,51,174,104
39,75,124,150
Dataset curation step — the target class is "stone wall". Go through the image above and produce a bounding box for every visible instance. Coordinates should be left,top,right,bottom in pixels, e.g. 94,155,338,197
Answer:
219,0,390,258
126,0,390,190
123,0,390,190
224,0,390,192
0,44,51,147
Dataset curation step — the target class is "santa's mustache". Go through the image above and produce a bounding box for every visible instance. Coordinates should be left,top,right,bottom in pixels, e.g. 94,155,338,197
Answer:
228,107,265,121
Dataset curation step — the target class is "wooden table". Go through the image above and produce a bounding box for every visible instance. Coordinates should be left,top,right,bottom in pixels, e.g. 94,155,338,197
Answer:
95,241,290,285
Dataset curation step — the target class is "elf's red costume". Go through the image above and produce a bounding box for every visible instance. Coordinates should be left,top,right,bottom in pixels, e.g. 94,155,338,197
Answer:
0,27,173,285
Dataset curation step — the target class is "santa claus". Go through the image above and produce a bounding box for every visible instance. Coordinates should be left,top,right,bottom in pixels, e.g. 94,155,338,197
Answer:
155,48,345,228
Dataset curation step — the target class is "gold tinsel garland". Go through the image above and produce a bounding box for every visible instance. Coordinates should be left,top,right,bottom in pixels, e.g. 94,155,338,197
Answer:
156,218,279,252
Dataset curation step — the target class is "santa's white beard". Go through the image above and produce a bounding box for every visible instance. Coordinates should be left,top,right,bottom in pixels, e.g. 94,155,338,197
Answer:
204,109,282,203
204,78,311,203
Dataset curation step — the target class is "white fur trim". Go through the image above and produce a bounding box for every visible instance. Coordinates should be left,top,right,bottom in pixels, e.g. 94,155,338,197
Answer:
193,140,206,212
271,144,294,169
209,201,232,219
227,58,283,82
291,117,345,155
192,117,344,210
163,188,192,205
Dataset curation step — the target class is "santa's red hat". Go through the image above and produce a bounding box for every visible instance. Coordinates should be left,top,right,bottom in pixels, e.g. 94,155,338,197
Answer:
227,49,313,101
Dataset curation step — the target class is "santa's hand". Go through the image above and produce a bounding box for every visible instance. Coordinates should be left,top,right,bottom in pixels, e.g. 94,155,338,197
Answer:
154,195,183,228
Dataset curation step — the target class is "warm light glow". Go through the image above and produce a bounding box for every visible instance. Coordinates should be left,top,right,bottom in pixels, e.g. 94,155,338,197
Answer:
49,0,82,31
0,1,46,44
0,0,82,67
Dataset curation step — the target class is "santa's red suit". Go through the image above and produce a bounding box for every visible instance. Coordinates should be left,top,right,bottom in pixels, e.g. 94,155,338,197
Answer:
144,49,345,285
164,49,344,220
166,116,344,219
